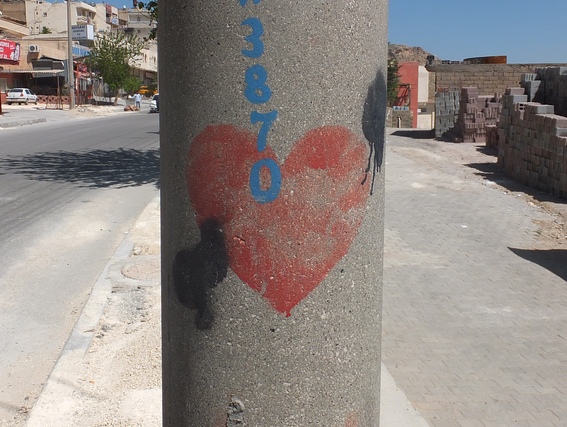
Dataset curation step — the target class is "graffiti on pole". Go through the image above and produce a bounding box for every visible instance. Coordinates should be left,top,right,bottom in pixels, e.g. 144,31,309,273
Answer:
176,0,381,322
186,125,369,317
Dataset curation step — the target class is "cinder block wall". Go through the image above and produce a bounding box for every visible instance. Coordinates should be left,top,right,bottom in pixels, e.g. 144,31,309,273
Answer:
428,64,567,96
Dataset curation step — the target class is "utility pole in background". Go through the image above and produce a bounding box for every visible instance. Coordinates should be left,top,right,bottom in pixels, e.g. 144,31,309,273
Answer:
66,0,75,109
161,1,388,425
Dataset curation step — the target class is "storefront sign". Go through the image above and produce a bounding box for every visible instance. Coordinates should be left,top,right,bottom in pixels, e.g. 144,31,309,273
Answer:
72,25,94,41
0,40,21,62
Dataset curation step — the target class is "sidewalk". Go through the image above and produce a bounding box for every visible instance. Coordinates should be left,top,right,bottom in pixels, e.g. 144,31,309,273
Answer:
0,97,151,129
24,128,567,426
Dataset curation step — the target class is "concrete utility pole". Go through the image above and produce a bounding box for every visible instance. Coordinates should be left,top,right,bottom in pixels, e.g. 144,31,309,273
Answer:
161,1,388,426
66,0,75,109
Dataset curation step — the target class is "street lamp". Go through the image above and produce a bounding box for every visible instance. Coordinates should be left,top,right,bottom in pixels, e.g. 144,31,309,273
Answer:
66,0,75,109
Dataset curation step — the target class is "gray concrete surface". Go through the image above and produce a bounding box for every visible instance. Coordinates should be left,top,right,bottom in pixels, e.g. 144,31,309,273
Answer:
16,123,567,426
160,3,387,425
382,129,567,427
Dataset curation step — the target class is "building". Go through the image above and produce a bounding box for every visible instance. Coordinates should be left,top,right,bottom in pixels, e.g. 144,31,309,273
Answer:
392,62,432,129
118,6,157,85
0,0,158,97
0,15,67,93
118,5,153,40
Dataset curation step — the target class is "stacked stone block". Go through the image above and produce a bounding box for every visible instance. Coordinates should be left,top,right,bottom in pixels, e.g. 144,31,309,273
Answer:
434,87,460,138
521,73,545,102
497,87,567,198
457,87,481,142
447,87,502,143
486,125,499,149
535,67,567,117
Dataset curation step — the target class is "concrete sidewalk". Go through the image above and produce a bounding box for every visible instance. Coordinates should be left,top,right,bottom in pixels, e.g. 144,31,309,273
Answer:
0,98,151,129
23,128,567,426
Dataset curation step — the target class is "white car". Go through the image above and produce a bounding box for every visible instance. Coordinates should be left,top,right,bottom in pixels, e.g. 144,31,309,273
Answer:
6,88,38,105
149,93,159,113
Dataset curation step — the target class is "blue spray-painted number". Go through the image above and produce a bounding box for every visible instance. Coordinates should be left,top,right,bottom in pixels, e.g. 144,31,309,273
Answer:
250,158,282,204
240,0,280,204
245,64,272,104
251,110,278,152
242,18,264,59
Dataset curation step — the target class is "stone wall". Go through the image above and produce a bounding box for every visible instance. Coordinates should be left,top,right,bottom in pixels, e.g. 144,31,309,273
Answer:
387,108,413,128
427,64,567,96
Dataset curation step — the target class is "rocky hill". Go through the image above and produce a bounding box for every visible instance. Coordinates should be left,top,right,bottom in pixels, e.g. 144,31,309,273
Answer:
388,44,436,65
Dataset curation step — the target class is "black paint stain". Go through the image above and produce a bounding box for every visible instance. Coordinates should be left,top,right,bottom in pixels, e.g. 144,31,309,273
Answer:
173,218,229,330
362,69,387,195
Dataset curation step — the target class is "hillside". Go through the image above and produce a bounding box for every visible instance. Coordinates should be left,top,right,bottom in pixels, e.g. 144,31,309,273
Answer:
388,44,436,65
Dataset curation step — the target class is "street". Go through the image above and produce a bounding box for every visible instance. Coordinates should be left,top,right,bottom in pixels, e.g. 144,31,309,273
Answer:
0,112,160,426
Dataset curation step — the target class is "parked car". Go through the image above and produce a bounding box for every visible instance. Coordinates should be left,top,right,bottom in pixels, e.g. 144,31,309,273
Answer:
150,93,159,113
6,88,38,105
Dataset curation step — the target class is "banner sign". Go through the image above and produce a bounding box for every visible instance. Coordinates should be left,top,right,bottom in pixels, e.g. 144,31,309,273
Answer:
0,40,21,62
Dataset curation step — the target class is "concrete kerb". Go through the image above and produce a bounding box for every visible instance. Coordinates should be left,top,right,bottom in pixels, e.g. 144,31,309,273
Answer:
25,226,135,425
0,118,47,129
25,194,161,426
0,98,151,129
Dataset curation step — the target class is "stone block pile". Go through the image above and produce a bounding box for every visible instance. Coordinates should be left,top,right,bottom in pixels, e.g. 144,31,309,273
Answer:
521,73,544,102
448,87,501,143
519,67,567,116
537,66,567,116
434,87,460,138
497,87,567,198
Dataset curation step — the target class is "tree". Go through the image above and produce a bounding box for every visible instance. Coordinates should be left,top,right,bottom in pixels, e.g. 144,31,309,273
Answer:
387,58,401,106
86,32,145,104
41,26,52,34
137,1,158,40
123,75,143,95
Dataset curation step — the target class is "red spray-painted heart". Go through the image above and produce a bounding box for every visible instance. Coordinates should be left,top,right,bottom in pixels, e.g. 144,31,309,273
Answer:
186,125,369,316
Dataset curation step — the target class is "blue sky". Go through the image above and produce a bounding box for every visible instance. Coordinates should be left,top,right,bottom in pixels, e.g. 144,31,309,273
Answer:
389,0,567,64
102,0,136,9
98,0,567,64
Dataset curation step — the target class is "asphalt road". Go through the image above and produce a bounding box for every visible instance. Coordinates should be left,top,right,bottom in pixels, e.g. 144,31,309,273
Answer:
0,113,160,425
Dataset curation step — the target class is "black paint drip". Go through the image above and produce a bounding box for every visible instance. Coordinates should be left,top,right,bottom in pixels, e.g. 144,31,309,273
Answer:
173,218,229,330
362,69,387,195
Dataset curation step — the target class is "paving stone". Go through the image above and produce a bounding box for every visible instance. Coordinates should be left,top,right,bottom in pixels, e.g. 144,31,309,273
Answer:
382,130,567,426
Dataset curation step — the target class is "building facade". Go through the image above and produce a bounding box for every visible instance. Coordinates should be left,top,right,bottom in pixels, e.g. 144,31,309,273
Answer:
0,0,158,97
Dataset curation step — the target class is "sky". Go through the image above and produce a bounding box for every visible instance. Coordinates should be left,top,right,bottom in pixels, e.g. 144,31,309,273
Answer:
72,0,567,64
388,0,567,64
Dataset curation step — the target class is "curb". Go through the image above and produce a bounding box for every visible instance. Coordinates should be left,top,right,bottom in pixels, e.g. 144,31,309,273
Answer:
0,118,47,129
25,205,142,425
